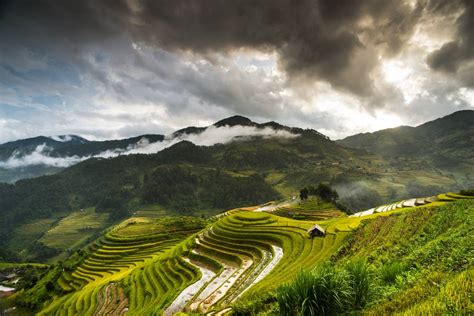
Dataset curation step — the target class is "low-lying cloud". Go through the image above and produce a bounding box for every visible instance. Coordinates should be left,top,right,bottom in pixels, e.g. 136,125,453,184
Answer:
0,144,85,169
0,125,299,169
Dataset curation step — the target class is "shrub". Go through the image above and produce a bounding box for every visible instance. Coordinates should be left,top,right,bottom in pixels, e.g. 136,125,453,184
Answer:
345,259,372,309
232,292,277,316
380,261,405,284
459,189,474,196
276,266,352,316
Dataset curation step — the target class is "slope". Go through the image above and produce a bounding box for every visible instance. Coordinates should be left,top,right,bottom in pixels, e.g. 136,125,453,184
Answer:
14,192,472,315
338,110,474,172
234,195,474,315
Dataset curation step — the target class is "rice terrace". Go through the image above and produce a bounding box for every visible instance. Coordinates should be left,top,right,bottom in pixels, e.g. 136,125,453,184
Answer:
1,1,474,315
2,190,467,315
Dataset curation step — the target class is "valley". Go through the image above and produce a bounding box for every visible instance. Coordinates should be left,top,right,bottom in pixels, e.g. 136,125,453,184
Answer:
0,112,472,315
2,191,472,315
2,2,474,314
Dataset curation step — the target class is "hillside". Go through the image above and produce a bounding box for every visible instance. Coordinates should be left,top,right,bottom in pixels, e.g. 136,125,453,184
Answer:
4,192,472,315
0,114,471,263
338,110,474,172
0,134,164,183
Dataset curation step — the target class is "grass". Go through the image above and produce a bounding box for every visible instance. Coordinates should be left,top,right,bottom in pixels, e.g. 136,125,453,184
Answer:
343,199,473,315
232,195,473,315
0,262,48,269
380,261,405,284
276,266,353,316
345,259,372,309
40,208,109,251
37,217,206,315
6,218,57,256
30,192,473,315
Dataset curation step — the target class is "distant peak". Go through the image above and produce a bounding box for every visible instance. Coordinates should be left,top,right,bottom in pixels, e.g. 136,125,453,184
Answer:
260,121,287,130
213,115,255,127
49,135,89,143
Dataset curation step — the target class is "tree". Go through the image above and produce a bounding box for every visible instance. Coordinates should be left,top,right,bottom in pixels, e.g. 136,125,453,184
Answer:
300,187,309,201
314,183,339,202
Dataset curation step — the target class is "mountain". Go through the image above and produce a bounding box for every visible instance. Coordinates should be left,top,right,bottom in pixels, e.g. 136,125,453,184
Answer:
337,110,474,197
0,115,326,183
214,115,256,127
338,110,474,163
0,134,164,182
0,135,88,160
0,112,471,262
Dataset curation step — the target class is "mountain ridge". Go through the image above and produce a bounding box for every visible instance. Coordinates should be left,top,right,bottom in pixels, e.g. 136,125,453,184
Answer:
0,110,472,264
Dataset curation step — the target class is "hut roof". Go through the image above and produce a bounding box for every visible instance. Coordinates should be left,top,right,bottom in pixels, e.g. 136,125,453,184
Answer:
307,224,325,234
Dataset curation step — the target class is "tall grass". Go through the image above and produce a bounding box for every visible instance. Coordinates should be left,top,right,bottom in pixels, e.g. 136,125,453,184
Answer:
277,265,351,316
345,259,372,309
276,261,373,315
380,261,404,284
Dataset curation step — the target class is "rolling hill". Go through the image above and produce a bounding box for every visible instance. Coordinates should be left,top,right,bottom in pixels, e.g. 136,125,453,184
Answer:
0,113,472,263
338,110,474,170
7,192,473,315
0,111,472,314
0,134,165,183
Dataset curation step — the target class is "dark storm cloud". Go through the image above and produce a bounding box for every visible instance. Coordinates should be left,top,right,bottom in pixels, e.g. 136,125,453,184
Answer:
1,0,424,96
427,0,474,77
1,0,472,144
119,0,425,96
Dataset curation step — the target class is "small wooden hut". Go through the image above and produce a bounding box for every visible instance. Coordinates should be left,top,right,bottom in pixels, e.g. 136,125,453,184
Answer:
307,224,325,238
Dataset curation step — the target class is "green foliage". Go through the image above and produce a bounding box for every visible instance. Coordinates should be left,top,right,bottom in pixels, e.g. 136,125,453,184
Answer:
460,189,474,196
380,261,405,284
232,292,277,316
142,166,280,211
299,187,308,200
276,266,352,316
308,183,339,202
300,183,339,203
345,259,373,309
16,264,63,310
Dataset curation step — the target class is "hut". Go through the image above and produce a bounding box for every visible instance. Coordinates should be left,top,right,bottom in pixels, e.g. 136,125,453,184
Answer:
307,224,325,238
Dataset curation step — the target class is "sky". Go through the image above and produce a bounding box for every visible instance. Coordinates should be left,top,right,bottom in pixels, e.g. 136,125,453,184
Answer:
0,0,473,143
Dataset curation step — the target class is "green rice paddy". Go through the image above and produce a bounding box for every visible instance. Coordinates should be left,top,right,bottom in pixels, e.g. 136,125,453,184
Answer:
37,192,472,315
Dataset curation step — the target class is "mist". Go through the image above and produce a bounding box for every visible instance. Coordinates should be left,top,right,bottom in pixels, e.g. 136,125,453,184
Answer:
0,144,86,169
0,125,299,169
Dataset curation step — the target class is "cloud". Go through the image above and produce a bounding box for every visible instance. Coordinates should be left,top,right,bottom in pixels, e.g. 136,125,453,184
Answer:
98,125,299,157
0,144,85,169
0,125,299,168
104,0,425,96
0,0,472,144
49,135,73,142
0,0,424,96
427,1,474,80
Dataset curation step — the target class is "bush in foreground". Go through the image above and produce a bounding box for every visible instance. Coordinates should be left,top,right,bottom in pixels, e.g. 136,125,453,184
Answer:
276,261,373,315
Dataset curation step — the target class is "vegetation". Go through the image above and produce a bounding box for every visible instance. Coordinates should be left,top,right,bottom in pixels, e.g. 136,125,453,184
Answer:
231,196,474,315
277,263,370,316
2,113,473,263
3,192,471,315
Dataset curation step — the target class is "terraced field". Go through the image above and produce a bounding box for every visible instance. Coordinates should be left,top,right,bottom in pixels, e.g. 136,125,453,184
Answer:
39,218,204,315
38,192,473,315
350,192,473,218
